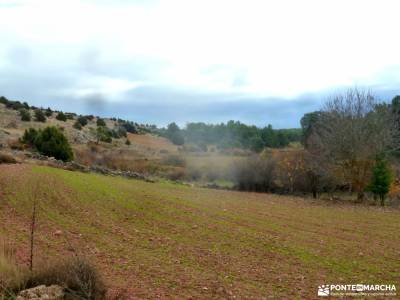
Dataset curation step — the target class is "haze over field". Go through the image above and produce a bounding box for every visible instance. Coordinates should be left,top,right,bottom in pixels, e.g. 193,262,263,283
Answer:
1,0,400,127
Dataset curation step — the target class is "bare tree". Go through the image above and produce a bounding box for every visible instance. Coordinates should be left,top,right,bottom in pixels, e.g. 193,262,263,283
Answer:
310,88,397,201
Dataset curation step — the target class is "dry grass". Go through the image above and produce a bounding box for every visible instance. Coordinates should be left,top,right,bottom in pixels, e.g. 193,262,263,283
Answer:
0,239,106,299
0,153,17,164
0,240,26,297
127,133,178,153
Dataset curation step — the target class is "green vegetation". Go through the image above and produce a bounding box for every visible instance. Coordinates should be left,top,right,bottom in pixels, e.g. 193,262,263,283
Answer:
44,107,53,117
0,165,399,298
56,111,67,121
369,156,392,206
73,121,82,130
19,108,31,122
96,126,112,143
34,109,46,122
96,118,106,127
21,127,73,161
77,116,88,127
165,122,184,145
160,121,302,151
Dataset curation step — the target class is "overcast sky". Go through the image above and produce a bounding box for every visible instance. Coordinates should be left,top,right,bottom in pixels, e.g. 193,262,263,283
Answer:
1,0,400,128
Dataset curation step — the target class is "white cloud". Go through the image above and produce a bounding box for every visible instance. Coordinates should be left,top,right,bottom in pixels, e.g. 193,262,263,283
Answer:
0,0,400,100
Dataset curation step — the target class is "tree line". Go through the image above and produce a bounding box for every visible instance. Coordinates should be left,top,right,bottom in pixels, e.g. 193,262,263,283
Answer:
235,88,398,205
160,121,302,151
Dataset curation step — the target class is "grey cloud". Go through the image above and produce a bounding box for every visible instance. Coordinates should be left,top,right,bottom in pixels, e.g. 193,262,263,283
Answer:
78,48,169,81
1,41,400,128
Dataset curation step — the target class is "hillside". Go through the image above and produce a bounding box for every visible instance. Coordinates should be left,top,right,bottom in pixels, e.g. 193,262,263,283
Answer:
1,164,399,299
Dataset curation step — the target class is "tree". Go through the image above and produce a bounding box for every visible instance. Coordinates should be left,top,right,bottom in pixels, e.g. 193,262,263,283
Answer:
34,127,73,161
166,122,184,145
300,111,324,148
369,156,392,206
56,112,67,121
249,136,264,153
34,109,46,122
96,118,106,127
19,108,31,121
311,88,397,201
45,107,53,117
77,116,88,127
96,126,112,143
73,121,82,130
21,128,39,146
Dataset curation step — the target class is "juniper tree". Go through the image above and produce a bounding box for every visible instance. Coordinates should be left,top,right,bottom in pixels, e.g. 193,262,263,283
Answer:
369,156,392,206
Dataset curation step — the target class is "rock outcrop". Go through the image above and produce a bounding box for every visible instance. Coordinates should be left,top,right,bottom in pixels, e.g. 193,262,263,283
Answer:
16,285,64,300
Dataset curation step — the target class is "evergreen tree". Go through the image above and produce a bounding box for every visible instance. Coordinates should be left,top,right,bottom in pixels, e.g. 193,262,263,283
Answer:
19,108,31,121
34,127,74,161
34,109,46,122
369,156,392,206
56,112,67,121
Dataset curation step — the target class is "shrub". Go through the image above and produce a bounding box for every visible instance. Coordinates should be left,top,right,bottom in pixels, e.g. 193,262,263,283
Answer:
73,121,82,130
14,257,107,300
121,121,137,134
0,96,9,105
56,112,67,122
369,156,392,206
0,152,17,164
116,126,127,138
96,126,112,143
19,109,31,122
44,107,53,117
77,116,88,127
21,127,73,161
65,113,75,120
34,127,74,161
0,240,26,297
34,110,46,122
125,139,131,145
96,118,106,127
162,155,186,167
21,128,39,146
166,168,186,181
234,155,277,192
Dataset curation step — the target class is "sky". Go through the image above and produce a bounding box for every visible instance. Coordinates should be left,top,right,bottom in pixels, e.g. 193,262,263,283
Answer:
0,0,400,128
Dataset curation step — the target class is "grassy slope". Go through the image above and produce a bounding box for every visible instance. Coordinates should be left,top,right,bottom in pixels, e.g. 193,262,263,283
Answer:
0,164,399,299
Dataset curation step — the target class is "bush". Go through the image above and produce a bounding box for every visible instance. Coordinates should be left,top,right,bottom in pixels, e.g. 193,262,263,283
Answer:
19,109,31,122
166,168,186,181
34,127,74,161
0,152,17,164
96,126,112,143
44,107,53,117
21,127,73,161
21,128,39,146
77,116,88,127
13,258,106,300
116,126,127,138
73,121,82,130
125,139,131,145
369,156,392,206
34,110,46,122
120,122,137,134
234,155,277,192
65,113,75,120
56,112,67,121
162,155,186,167
96,118,106,127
